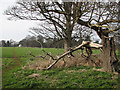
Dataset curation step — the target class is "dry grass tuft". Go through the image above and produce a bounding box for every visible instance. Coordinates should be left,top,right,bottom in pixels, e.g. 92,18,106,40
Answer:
28,73,40,78
66,69,87,74
23,53,103,70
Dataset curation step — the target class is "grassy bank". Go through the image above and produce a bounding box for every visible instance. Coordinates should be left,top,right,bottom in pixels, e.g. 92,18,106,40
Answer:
2,66,119,88
1,47,119,88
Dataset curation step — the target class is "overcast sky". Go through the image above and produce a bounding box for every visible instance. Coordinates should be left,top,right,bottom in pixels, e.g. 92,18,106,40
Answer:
0,0,99,43
0,0,118,42
0,0,39,42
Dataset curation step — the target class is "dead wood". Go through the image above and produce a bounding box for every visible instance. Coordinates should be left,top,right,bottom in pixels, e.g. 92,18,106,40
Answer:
42,41,103,70
27,41,103,70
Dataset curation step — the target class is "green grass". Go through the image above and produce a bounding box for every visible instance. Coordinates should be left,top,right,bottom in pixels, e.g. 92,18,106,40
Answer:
1,47,120,88
1,47,64,58
1,47,64,73
2,58,16,69
2,66,119,88
1,47,14,58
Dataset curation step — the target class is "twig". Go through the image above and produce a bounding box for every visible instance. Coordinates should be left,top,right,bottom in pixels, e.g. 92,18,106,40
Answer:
41,49,57,60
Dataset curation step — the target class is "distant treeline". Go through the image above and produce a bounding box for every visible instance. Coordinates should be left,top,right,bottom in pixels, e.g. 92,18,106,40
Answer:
0,40,19,47
0,34,94,48
1,35,120,50
18,35,90,48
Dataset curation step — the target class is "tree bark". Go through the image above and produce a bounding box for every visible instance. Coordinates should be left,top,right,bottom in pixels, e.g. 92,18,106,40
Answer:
102,36,118,72
64,38,71,52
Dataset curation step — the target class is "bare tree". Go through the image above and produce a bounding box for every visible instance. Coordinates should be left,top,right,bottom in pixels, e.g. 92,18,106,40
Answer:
77,2,120,72
5,2,94,52
5,1,120,72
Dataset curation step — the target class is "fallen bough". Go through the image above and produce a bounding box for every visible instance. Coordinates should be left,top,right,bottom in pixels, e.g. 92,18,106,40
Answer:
42,41,103,70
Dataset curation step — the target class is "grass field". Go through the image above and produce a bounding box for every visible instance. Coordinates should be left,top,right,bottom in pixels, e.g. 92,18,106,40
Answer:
1,47,120,88
2,47,64,58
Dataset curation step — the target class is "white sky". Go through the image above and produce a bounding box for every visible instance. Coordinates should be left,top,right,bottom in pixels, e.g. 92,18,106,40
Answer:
0,0,38,42
0,0,118,42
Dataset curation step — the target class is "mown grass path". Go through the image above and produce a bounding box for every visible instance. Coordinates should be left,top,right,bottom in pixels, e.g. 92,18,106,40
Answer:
2,48,21,73
12,48,21,66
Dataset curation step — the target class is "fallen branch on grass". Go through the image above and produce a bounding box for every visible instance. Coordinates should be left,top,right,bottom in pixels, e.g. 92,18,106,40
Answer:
28,41,103,70
43,41,103,70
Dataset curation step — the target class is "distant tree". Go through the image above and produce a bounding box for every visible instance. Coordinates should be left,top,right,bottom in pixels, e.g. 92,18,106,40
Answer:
0,41,2,47
19,38,27,47
19,35,44,47
6,41,11,47
10,39,19,47
1,40,6,47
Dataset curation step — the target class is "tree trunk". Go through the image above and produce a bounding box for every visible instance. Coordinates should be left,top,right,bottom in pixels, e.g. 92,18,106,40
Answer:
117,38,120,59
102,37,118,72
64,38,71,52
